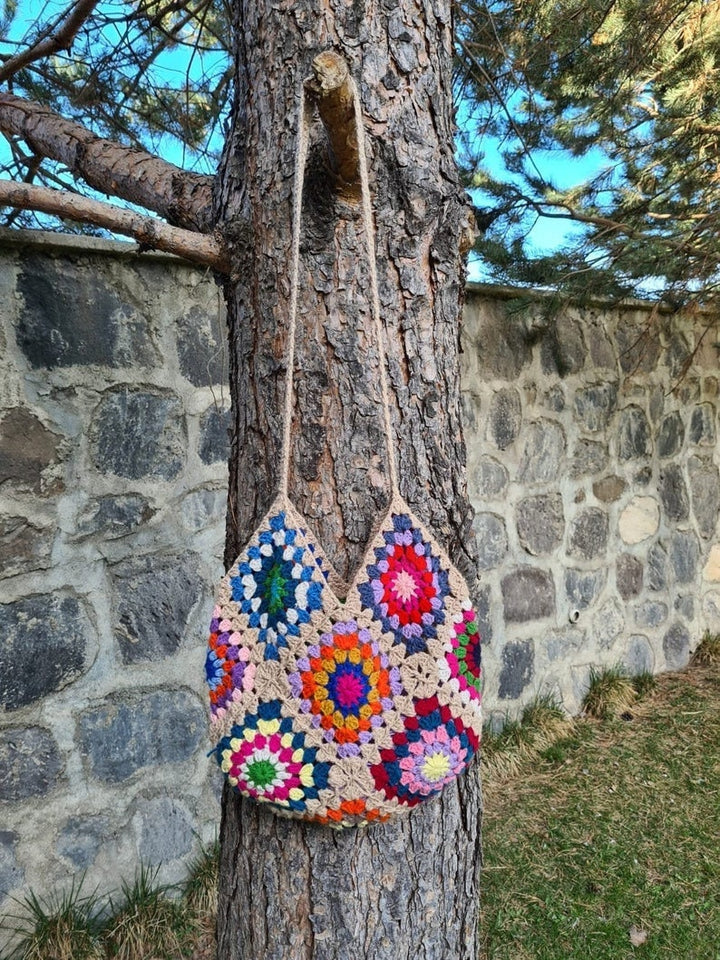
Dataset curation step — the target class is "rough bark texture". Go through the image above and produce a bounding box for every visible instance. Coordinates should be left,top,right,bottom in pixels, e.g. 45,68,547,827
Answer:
214,2,481,958
0,93,214,232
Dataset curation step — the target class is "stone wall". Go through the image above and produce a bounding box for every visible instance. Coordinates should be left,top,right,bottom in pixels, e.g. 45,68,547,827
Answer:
461,288,720,728
0,232,229,921
1,232,719,919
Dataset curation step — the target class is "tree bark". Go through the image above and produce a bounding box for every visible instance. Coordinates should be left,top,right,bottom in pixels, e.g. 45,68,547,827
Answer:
0,92,214,232
214,2,481,958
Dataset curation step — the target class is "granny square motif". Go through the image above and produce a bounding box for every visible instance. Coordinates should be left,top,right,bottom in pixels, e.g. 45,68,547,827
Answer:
205,76,482,827
207,498,483,827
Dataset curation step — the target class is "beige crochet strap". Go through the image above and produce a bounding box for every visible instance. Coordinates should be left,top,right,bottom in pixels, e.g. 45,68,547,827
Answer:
279,77,400,500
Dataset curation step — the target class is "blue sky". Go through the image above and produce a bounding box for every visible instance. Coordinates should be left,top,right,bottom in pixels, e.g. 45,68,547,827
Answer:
1,0,604,267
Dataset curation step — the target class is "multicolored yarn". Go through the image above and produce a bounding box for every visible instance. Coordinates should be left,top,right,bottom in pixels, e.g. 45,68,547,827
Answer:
358,513,449,654
208,500,483,827
206,75,483,827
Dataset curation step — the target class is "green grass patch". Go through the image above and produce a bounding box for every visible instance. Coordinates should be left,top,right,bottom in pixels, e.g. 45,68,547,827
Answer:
481,663,720,959
1,853,219,960
1,878,104,960
482,694,575,779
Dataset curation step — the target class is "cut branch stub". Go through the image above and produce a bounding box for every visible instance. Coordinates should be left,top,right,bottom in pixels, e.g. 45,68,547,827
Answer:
305,50,360,198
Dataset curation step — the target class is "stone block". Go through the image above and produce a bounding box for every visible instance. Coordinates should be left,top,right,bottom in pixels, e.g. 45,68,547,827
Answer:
592,599,625,649
474,584,493,646
657,412,684,458
91,387,186,480
57,815,111,869
619,496,659,545
665,332,692,380
472,300,532,379
574,383,617,432
647,543,668,591
674,595,695,620
569,439,608,478
0,516,54,579
616,554,643,601
488,388,521,450
678,378,701,405
702,592,720,626
669,530,699,584
179,487,227,533
0,407,64,495
498,639,534,700
545,627,585,662
568,507,608,560
78,689,205,783
592,475,626,503
659,464,689,522
688,456,720,540
518,420,566,484
473,513,507,570
623,636,654,676
616,324,660,374
501,567,555,623
516,493,564,555
540,315,586,376
470,457,508,500
633,601,668,628
111,553,204,663
703,544,720,582
617,405,651,460
0,726,62,802
663,623,690,670
176,304,227,387
586,315,616,368
542,385,565,412
689,403,716,446
0,594,90,711
565,568,605,611
0,831,23,901
136,797,194,865
76,495,156,539
16,254,156,368
649,385,664,424
198,406,231,465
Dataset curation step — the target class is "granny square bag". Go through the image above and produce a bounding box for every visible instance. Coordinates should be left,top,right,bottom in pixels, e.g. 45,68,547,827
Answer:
205,76,483,828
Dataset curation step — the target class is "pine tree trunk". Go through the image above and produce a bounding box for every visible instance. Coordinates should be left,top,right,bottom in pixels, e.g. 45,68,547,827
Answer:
214,2,481,957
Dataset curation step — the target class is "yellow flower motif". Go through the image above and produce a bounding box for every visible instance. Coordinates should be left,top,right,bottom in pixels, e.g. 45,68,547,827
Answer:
422,751,451,783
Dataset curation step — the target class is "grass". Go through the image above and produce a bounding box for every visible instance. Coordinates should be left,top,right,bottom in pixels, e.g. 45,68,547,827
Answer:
482,694,576,779
1,879,104,960
480,660,720,960
4,661,718,960
581,664,639,720
693,631,720,666
1,856,218,960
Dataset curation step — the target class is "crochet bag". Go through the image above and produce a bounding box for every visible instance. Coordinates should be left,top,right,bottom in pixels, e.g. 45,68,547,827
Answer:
205,77,483,828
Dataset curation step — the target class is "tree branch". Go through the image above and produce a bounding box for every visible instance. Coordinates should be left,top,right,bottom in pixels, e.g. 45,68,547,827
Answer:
305,51,360,198
0,0,101,83
0,179,229,272
0,92,215,231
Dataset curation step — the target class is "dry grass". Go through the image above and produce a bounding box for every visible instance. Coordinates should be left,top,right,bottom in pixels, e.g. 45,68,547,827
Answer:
692,631,720,665
581,663,638,719
482,694,575,780
481,661,720,959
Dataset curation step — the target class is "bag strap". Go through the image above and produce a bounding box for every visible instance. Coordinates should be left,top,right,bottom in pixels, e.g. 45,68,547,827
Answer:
278,76,400,500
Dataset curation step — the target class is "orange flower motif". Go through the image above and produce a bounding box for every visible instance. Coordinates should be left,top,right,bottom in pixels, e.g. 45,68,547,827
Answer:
289,620,402,753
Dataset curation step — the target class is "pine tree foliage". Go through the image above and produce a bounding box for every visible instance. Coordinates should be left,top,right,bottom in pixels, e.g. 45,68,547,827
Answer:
456,0,720,309
0,0,230,229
